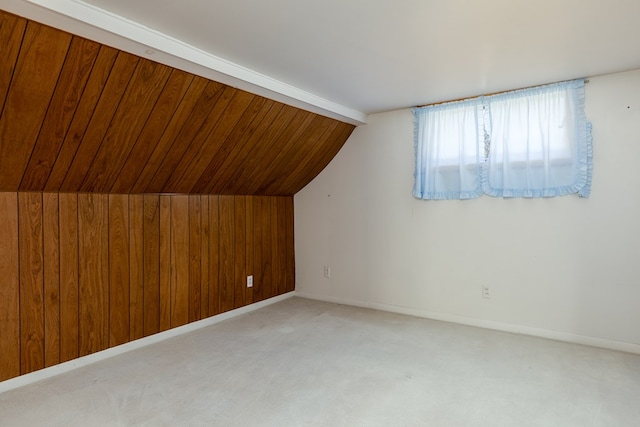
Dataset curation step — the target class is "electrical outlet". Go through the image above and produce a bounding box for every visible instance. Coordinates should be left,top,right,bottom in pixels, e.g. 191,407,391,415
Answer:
247,275,253,288
482,285,490,299
323,266,331,278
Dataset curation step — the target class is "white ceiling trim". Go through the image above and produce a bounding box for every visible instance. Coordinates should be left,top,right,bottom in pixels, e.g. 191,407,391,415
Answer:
1,0,367,125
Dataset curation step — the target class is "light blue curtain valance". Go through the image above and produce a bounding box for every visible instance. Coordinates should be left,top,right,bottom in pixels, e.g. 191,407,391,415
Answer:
413,79,592,200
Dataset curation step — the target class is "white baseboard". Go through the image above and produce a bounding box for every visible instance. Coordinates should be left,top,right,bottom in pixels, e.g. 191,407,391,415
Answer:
295,291,640,355
0,292,295,394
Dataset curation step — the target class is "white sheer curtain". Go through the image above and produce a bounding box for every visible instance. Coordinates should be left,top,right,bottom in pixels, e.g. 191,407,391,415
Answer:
413,98,484,200
482,80,592,197
413,79,592,200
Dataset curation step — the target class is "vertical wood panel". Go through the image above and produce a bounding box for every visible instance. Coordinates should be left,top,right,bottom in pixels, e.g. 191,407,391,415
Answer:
189,195,202,322
58,193,79,362
234,196,247,309
0,193,21,380
78,193,109,356
129,195,144,341
273,198,284,296
108,194,129,347
43,193,60,367
284,196,295,292
200,196,210,319
0,191,295,381
252,196,264,303
158,195,172,331
170,196,190,327
261,197,274,300
245,197,254,304
0,23,71,190
18,192,45,374
208,196,220,315
142,195,160,336
219,196,234,312
19,37,101,190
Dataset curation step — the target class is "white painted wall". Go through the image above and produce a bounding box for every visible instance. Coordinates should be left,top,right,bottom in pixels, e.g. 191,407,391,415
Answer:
295,69,640,351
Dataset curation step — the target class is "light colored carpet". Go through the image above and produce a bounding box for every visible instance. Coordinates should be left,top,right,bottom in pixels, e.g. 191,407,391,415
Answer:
1,297,639,426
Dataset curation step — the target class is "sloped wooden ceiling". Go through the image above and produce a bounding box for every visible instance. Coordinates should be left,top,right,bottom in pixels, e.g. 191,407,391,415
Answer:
0,10,355,195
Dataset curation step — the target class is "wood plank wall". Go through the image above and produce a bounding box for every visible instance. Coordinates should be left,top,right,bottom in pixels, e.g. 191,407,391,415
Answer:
0,10,355,196
0,192,295,381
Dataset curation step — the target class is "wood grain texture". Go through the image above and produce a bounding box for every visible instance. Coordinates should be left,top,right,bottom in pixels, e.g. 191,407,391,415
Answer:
18,192,45,374
60,52,140,192
143,195,160,336
163,86,237,193
252,196,265,303
233,196,247,309
0,10,354,196
19,37,101,190
219,196,234,312
274,198,285,296
284,196,296,292
208,196,220,315
158,195,172,332
245,197,254,304
0,192,295,381
145,81,226,193
0,13,27,114
108,194,130,347
110,70,194,194
78,193,109,356
129,195,144,341
81,60,171,192
0,23,71,191
58,193,79,362
200,196,210,319
44,45,119,191
189,195,202,322
0,193,21,380
43,193,61,367
170,196,190,327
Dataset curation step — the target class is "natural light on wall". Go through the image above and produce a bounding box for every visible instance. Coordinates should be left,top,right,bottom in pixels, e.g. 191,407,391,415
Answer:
413,79,592,200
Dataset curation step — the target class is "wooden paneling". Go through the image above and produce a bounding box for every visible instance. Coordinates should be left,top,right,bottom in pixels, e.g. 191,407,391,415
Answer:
129,195,144,341
0,23,71,190
143,195,160,336
0,193,20,380
0,10,355,196
58,193,79,362
108,194,130,347
78,194,109,356
219,196,235,313
43,193,60,367
0,192,295,382
170,196,189,327
18,192,45,374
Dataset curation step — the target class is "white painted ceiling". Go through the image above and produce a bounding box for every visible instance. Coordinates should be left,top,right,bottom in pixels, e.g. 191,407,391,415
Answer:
5,0,640,123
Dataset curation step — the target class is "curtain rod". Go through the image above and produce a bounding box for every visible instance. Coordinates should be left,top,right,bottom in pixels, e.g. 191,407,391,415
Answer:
416,78,590,108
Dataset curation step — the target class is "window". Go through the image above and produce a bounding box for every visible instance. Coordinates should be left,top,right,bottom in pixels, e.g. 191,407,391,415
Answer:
413,79,592,200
